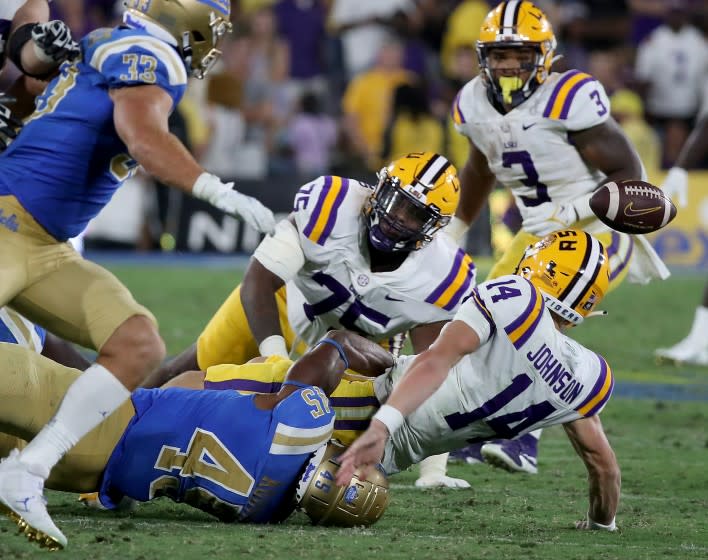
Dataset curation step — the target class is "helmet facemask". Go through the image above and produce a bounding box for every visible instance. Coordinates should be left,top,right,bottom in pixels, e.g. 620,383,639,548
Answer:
478,42,552,110
182,11,232,79
366,171,450,253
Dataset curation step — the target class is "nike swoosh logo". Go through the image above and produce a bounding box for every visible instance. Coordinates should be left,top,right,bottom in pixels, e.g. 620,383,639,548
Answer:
623,202,662,217
522,123,537,130
384,295,404,302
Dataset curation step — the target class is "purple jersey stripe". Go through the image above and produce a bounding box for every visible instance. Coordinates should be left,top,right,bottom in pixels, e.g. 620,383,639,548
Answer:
443,261,476,311
335,419,372,431
575,354,609,412
302,175,333,238
606,230,620,257
204,379,282,393
558,77,594,119
543,70,581,118
504,280,539,335
426,248,466,304
609,236,634,281
329,396,380,408
452,90,466,124
512,301,544,349
317,178,349,245
471,289,497,335
585,375,614,416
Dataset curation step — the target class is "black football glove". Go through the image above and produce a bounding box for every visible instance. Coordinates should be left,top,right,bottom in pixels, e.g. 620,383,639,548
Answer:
31,20,80,63
0,98,22,151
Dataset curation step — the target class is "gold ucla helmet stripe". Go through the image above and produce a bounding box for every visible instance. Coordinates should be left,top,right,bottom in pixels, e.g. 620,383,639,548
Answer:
557,232,604,310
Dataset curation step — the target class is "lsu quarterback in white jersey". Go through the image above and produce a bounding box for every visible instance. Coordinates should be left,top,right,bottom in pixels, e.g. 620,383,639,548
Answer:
338,230,621,532
442,0,666,473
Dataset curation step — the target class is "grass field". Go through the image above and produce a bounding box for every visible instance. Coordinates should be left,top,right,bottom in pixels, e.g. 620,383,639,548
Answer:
1,258,707,559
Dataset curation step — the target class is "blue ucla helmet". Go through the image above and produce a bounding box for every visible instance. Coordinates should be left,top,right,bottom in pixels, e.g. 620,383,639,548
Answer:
296,440,390,527
122,0,232,79
365,152,460,253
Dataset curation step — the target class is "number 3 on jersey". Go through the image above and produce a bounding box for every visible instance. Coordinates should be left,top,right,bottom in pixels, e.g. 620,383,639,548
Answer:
502,150,551,207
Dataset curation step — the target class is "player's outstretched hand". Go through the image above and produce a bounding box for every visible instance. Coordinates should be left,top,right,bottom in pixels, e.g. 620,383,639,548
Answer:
31,20,81,63
192,172,276,234
0,99,22,151
660,167,688,208
522,202,577,237
335,421,388,487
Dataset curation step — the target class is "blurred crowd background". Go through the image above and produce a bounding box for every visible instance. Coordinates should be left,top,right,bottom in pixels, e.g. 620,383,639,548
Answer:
2,0,707,255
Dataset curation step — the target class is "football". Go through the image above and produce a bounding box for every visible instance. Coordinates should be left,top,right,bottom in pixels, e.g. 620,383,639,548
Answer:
589,179,677,235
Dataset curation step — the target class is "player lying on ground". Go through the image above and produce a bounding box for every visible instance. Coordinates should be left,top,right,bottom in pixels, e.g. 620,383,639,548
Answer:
0,330,392,551
149,151,476,488
167,230,621,530
335,229,620,531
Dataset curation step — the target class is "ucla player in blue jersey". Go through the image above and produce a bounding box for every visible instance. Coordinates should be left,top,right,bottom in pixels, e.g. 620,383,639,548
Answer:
0,1,80,148
0,0,276,549
0,330,391,549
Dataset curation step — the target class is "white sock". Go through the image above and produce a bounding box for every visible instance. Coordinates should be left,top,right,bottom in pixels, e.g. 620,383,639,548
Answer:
19,364,130,477
418,453,449,479
686,306,708,344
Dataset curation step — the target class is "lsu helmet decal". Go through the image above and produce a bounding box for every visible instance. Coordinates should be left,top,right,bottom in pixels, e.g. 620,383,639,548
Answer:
296,440,390,527
477,0,557,109
123,0,232,78
366,152,460,252
515,229,609,325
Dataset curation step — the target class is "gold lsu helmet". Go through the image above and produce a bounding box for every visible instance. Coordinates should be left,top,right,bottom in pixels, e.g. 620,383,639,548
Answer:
515,229,609,326
477,1,557,109
296,440,390,527
122,0,232,79
365,152,460,252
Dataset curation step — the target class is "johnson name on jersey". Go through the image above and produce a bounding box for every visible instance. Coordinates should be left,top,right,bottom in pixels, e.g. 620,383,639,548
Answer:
452,71,611,233
287,175,477,345
0,26,187,241
377,274,613,473
99,385,334,523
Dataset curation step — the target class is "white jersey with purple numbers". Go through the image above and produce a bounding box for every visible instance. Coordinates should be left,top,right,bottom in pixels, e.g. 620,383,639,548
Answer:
376,274,614,473
452,71,613,235
287,175,476,347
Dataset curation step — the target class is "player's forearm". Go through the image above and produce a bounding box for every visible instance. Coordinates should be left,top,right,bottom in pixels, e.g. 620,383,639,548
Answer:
456,157,496,225
18,40,57,77
326,330,394,376
587,464,621,525
241,262,285,346
11,0,49,31
675,116,708,170
128,130,203,192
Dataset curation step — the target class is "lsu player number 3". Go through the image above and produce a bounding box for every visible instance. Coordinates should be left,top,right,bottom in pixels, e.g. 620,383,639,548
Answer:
444,0,668,472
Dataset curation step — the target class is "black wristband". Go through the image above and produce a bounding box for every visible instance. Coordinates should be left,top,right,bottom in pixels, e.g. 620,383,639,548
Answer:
7,23,54,79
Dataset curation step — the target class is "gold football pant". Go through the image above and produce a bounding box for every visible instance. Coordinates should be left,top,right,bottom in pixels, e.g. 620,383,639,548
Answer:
204,357,379,446
0,195,155,350
0,342,135,492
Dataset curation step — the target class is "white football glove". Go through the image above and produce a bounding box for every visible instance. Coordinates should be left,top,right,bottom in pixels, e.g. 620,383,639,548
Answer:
31,20,81,63
192,172,276,234
522,193,595,237
660,167,688,208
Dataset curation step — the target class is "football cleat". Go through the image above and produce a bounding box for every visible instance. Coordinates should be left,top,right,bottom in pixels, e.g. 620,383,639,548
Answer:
414,474,471,489
655,340,708,366
449,443,486,465
481,434,538,475
0,449,66,550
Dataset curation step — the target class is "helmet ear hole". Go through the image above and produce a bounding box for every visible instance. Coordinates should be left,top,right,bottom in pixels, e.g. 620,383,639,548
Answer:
297,441,391,527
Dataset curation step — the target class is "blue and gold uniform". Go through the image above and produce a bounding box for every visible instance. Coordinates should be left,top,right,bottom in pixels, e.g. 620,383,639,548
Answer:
0,24,189,349
100,385,334,522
